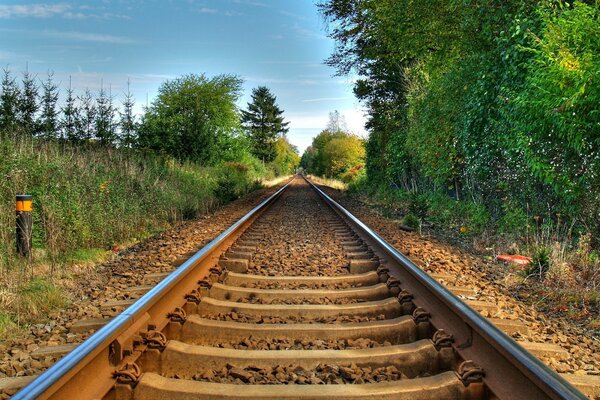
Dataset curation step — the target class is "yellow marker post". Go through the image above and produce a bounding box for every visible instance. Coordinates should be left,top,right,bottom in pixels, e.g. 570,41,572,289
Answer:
16,194,33,257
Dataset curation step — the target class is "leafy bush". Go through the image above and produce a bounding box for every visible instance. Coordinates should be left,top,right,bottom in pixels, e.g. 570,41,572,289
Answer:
402,214,420,230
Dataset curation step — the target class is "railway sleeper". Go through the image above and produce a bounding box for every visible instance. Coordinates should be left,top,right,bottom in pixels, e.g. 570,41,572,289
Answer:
208,282,390,302
124,371,485,400
172,315,420,345
194,296,403,320
137,339,456,380
224,270,380,288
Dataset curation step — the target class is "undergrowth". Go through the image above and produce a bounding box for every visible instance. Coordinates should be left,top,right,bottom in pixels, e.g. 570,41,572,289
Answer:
0,135,268,338
342,177,600,326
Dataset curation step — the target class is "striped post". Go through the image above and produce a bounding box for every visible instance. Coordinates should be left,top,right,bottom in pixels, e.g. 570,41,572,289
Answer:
16,194,33,257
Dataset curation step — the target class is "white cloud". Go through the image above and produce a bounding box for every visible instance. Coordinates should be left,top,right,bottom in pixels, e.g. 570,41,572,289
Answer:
3,28,138,44
0,3,130,19
0,4,70,19
198,7,218,14
231,0,268,7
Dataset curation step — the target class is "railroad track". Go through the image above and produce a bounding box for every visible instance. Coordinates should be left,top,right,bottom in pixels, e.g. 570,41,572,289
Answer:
12,177,592,399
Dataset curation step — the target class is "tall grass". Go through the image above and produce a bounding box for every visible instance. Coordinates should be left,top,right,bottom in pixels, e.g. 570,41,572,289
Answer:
0,134,265,335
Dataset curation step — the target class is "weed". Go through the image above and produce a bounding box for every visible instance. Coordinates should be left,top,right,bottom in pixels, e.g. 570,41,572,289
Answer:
402,214,420,230
528,246,551,279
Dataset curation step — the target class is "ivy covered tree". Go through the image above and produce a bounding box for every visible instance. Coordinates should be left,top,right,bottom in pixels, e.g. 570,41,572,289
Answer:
37,71,59,139
241,86,289,163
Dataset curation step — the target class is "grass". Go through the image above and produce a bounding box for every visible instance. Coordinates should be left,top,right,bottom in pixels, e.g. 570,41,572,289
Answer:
0,134,272,340
342,178,600,329
306,175,347,190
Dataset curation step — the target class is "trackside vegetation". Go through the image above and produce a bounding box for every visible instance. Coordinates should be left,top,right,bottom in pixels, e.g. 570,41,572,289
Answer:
316,0,599,318
0,71,298,336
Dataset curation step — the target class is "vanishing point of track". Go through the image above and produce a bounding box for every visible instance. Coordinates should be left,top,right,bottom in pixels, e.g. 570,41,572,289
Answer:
13,177,587,399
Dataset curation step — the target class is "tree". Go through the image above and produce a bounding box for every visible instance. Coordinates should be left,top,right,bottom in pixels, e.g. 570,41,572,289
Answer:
138,73,243,164
61,76,81,143
78,89,96,142
0,67,20,133
119,79,137,148
18,66,38,136
37,71,59,139
325,110,347,133
95,82,117,145
272,137,300,175
241,86,289,163
321,135,365,177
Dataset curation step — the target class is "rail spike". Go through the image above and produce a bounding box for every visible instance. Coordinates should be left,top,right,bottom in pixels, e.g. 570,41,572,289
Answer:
397,289,414,304
114,362,141,385
432,329,454,349
197,279,212,289
458,360,485,385
412,307,431,324
167,307,187,324
144,330,167,350
185,288,202,304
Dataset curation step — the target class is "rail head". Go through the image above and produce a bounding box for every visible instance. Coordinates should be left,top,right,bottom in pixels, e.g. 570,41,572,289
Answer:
305,176,585,400
13,177,294,400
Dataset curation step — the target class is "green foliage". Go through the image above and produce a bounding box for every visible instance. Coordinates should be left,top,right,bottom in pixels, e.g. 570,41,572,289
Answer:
497,202,529,237
402,214,420,230
0,136,263,270
214,162,260,203
137,73,243,164
241,86,290,163
271,137,300,176
301,114,366,182
320,0,599,247
528,246,552,278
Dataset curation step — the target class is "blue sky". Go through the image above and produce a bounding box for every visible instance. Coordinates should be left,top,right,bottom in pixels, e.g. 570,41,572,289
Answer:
0,0,366,152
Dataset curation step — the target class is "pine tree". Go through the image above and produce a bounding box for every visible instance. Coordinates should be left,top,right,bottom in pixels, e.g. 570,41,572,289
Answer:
61,76,81,143
18,66,39,136
38,70,59,139
119,79,137,148
78,89,96,142
95,82,116,146
0,67,21,133
241,86,289,163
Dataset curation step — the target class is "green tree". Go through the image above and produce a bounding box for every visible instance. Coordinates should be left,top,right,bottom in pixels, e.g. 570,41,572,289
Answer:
95,83,117,145
18,67,39,136
138,73,243,164
61,76,81,143
37,71,59,139
0,67,20,134
321,135,365,177
78,89,96,142
271,137,300,175
241,86,289,163
119,79,137,148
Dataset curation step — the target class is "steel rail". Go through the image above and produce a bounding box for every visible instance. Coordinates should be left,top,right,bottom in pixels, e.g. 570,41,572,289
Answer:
13,178,294,400
306,177,585,400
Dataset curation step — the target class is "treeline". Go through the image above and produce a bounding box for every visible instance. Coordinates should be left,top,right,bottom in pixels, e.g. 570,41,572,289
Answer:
0,69,299,272
301,111,366,183
0,68,299,177
319,1,599,245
